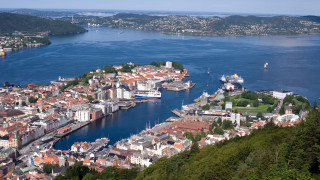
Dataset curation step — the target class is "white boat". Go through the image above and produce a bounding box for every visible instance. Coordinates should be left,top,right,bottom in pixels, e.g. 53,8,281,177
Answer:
220,74,244,84
220,75,227,83
134,90,161,99
264,62,268,69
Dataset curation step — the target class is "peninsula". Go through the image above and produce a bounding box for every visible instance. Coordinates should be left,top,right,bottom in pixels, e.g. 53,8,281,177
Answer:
0,13,86,54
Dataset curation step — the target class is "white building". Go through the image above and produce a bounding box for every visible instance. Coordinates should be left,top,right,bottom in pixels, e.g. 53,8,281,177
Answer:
75,110,90,122
230,113,241,128
275,114,299,124
272,90,293,100
166,61,172,68
124,91,132,99
117,88,125,99
226,102,232,112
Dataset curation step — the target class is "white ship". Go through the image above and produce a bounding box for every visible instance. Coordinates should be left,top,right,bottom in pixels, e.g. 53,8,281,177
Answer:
134,90,161,99
264,62,268,69
220,74,244,84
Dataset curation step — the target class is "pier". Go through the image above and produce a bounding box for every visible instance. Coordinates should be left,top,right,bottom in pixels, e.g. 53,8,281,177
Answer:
171,108,185,117
163,81,196,92
55,121,91,138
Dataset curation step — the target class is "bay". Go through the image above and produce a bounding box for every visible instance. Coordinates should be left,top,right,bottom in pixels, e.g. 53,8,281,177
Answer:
1,27,319,149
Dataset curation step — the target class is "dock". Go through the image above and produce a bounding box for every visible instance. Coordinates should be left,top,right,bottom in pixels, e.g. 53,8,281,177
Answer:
163,81,196,92
54,121,91,138
171,108,185,117
165,116,183,122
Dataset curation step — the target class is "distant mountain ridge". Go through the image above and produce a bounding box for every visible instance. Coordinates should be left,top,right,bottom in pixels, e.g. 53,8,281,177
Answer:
63,13,320,36
0,12,86,35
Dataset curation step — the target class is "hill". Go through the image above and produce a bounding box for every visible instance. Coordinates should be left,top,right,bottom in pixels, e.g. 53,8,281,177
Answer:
55,104,320,179
68,13,320,36
0,12,86,35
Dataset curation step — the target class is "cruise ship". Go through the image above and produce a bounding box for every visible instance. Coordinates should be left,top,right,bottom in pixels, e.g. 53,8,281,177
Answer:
134,90,161,99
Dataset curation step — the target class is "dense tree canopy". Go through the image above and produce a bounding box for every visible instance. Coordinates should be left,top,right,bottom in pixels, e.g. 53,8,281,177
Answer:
0,12,86,35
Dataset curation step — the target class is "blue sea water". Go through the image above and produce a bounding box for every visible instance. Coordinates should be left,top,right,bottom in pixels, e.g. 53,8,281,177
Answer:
1,27,319,149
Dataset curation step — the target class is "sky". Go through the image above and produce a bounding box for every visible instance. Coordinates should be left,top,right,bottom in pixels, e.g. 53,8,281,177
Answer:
1,0,319,16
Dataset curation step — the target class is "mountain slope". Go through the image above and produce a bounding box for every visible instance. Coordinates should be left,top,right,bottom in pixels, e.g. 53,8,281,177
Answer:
0,12,86,35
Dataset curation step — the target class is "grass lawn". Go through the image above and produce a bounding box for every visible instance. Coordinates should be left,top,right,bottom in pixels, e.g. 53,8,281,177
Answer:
234,105,269,113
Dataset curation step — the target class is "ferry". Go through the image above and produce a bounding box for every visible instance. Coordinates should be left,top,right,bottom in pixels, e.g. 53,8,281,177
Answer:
220,74,244,84
134,90,161,99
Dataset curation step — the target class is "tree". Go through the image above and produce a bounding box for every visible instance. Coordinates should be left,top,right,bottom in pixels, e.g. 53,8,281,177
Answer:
240,120,251,127
63,162,90,180
42,109,46,113
237,100,250,107
37,108,40,113
87,95,94,101
195,134,202,142
211,121,218,128
183,132,194,141
279,106,285,115
246,115,253,122
214,127,224,135
257,112,263,119
262,95,275,105
267,106,273,113
21,101,27,106
15,102,19,106
217,118,222,126
28,96,38,103
222,120,234,130
43,163,58,174
201,104,210,111
210,101,218,106
241,91,258,100
253,99,259,107
190,141,199,154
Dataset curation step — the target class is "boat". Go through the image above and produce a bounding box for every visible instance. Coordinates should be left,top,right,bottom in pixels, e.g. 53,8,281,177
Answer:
264,62,268,69
220,74,244,84
208,67,210,75
134,90,161,99
41,136,54,143
0,51,6,56
220,75,227,83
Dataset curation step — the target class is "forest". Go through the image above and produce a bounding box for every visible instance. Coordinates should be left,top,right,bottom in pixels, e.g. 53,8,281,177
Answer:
0,12,86,35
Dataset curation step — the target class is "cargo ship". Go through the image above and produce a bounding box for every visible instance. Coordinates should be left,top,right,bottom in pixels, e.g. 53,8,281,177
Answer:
134,90,161,99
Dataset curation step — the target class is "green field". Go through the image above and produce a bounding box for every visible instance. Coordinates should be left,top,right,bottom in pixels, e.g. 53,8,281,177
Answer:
234,105,269,113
